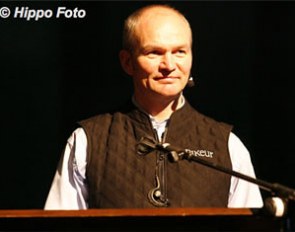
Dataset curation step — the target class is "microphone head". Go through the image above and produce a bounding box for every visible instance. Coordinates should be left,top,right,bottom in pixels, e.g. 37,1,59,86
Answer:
136,136,157,156
167,151,180,163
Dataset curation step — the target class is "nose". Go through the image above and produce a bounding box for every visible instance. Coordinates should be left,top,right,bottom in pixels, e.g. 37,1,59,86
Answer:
159,53,176,72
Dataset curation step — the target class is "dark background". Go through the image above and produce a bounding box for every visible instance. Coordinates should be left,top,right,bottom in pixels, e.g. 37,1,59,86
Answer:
0,1,294,210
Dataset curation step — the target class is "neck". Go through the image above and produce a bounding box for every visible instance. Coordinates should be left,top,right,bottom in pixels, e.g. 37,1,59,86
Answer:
133,93,184,121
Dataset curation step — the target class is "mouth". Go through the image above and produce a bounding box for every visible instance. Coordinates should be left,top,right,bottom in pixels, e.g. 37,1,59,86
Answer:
154,76,178,82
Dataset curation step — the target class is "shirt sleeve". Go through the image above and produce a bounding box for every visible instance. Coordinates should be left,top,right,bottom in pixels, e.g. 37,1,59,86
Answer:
44,127,89,210
227,132,264,208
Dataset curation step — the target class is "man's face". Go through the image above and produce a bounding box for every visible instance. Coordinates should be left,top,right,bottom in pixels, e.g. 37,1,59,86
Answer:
123,8,193,102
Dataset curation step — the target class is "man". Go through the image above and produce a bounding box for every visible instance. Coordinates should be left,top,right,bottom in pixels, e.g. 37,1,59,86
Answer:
44,4,263,209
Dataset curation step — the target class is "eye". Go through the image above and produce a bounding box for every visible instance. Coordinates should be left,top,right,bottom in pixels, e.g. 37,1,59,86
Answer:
145,49,163,58
174,49,186,57
148,50,162,55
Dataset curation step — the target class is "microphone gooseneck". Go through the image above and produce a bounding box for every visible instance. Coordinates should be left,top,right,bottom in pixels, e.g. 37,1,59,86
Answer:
136,136,295,217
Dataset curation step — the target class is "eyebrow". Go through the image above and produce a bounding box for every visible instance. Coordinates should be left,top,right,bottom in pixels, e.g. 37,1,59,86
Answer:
141,44,190,51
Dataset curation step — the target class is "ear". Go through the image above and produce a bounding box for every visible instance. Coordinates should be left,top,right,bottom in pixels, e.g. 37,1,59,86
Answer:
119,49,133,76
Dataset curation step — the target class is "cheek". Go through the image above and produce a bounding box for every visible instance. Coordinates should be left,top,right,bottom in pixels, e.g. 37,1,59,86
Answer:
180,57,193,73
132,59,153,87
135,57,158,74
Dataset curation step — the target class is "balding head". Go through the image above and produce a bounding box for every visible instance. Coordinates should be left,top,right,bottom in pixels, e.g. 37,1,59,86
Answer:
122,4,193,53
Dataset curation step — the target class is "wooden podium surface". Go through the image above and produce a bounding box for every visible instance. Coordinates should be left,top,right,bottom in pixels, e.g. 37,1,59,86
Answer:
0,208,284,231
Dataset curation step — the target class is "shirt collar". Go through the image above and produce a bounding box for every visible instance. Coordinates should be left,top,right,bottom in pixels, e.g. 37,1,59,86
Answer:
132,93,186,123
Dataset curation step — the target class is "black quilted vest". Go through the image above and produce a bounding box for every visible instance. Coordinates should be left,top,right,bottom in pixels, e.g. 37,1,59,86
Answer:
79,101,233,208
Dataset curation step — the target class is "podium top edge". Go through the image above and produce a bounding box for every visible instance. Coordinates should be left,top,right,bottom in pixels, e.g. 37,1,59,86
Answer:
0,208,256,218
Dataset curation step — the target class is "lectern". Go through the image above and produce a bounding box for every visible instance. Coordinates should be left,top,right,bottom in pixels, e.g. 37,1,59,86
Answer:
0,208,285,231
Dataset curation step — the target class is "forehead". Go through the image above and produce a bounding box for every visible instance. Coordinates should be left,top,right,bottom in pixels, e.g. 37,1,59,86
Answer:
138,7,188,28
135,7,192,46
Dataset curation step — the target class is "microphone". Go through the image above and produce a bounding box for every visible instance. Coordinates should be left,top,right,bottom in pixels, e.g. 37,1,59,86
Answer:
137,138,210,163
136,136,157,156
136,136,184,162
157,143,185,162
136,136,295,217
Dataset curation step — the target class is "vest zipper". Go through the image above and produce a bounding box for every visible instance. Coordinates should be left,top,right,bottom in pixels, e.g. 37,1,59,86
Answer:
148,122,170,207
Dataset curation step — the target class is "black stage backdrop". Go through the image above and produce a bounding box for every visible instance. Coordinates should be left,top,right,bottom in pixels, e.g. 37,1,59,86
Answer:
0,1,294,209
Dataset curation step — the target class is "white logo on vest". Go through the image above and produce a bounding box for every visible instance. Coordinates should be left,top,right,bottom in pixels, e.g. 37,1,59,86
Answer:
185,149,214,158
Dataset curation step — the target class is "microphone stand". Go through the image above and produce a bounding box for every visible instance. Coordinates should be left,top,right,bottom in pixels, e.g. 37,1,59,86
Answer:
137,136,295,219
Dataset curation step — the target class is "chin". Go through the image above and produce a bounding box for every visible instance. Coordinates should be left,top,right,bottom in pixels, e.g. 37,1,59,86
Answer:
156,90,182,99
158,87,184,96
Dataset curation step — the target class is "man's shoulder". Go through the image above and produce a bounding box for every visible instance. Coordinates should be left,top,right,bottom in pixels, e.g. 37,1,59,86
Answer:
79,113,113,123
79,113,113,126
198,111,232,131
79,100,136,127
78,107,133,129
184,102,233,131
